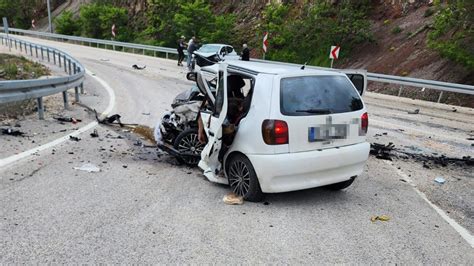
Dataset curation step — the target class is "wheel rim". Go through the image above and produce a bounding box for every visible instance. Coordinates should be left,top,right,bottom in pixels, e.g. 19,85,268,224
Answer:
228,160,250,197
177,133,204,165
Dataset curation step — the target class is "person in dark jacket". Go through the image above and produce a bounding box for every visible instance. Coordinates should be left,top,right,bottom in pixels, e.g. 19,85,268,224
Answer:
177,36,186,66
241,44,250,61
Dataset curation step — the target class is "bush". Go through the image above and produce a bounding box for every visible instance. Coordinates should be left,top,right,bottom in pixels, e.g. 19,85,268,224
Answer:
79,3,131,41
55,11,81,35
428,1,474,70
391,26,403,34
423,8,435,17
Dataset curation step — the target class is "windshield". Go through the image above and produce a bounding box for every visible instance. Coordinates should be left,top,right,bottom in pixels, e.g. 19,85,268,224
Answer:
280,75,363,116
198,45,221,53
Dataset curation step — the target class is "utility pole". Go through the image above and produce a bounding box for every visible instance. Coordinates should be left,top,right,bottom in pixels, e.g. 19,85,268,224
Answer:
47,0,53,33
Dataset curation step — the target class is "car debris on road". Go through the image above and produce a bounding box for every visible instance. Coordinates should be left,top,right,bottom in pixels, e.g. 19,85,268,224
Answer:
1,128,25,136
371,215,390,222
132,64,146,70
73,163,100,173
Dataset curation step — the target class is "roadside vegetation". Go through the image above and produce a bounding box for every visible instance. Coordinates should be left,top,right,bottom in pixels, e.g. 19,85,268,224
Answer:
0,0,65,29
0,54,50,80
427,0,474,70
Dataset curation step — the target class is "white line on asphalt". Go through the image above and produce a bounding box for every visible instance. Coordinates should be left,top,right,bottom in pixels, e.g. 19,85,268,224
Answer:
384,160,474,248
0,70,115,171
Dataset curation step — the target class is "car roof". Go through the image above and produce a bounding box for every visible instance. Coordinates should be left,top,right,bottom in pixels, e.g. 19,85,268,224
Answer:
202,60,344,76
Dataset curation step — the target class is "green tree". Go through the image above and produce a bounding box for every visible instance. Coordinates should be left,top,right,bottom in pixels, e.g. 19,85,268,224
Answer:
54,11,80,35
173,0,214,43
428,0,474,70
78,3,131,41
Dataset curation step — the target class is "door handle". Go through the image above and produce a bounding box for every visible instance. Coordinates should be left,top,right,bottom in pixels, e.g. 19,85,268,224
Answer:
208,131,215,137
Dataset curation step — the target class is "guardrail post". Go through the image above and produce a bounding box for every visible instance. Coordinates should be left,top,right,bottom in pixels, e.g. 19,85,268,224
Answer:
80,82,84,94
35,46,38,58
63,55,67,72
47,49,50,62
142,49,145,55
166,52,169,59
398,86,403,97
41,47,44,60
437,91,444,103
14,40,17,49
58,52,61,67
29,44,33,56
62,91,69,109
68,59,72,75
19,41,22,52
73,63,80,102
53,50,56,65
37,97,44,120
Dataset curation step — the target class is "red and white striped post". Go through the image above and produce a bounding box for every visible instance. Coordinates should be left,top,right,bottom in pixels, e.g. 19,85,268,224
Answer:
262,31,269,60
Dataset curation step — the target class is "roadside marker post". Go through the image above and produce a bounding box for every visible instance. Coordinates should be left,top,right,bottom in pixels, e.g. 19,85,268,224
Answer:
262,31,268,60
329,45,340,68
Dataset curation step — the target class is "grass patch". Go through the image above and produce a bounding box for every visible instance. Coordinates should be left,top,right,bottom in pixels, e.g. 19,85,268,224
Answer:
0,54,50,80
391,26,403,34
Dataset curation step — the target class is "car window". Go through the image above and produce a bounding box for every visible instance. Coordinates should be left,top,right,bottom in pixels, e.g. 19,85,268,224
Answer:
346,74,364,95
214,71,225,116
280,75,363,116
225,46,233,54
199,45,220,53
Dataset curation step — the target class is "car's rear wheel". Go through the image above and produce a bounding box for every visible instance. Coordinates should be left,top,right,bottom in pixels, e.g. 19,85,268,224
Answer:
173,128,204,166
326,176,356,190
226,154,264,202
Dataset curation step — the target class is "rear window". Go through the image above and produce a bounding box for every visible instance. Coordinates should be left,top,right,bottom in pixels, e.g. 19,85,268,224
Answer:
280,75,363,116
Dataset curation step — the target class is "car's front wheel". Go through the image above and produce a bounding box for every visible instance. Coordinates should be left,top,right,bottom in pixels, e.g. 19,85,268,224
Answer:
173,128,204,166
226,154,264,202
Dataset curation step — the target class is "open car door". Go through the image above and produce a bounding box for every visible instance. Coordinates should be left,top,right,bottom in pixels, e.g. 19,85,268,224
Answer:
341,70,367,96
198,63,228,184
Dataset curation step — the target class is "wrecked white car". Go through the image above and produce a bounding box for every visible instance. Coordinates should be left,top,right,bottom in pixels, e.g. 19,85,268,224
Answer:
158,60,370,202
194,61,370,201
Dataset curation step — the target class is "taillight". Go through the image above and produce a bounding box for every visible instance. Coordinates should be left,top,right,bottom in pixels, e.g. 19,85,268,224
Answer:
361,112,368,135
262,119,289,145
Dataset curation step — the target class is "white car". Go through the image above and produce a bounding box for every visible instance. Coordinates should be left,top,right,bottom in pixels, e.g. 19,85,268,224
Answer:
193,44,240,67
192,61,370,201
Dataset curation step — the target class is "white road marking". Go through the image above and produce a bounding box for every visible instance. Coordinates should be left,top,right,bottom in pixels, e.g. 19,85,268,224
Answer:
0,70,115,170
384,160,474,248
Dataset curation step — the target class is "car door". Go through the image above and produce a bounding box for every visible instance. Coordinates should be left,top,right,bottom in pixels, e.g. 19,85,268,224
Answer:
341,70,367,95
198,63,228,184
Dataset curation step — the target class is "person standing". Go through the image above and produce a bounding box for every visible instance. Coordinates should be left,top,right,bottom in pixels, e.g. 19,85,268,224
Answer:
177,36,186,66
187,36,197,69
241,43,250,61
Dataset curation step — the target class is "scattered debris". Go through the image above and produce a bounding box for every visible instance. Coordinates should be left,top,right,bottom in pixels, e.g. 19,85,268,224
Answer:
263,202,270,206
371,142,473,167
54,116,82,124
100,58,110,61
122,165,128,168
69,136,81,142
142,112,151,115
223,192,244,205
434,176,446,184
132,64,146,70
370,142,395,161
90,129,99,138
452,108,457,112
1,128,25,136
96,111,124,127
74,163,100,173
467,137,474,141
370,215,390,222
407,109,420,114
399,179,407,182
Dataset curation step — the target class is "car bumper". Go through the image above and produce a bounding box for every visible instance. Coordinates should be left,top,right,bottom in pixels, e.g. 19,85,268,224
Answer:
246,142,370,193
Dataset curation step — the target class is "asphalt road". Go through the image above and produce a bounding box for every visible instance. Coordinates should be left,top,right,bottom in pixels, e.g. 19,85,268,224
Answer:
0,36,472,264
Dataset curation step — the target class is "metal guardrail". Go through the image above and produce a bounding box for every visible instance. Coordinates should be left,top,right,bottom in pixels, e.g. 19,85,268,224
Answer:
4,27,180,58
0,34,85,119
4,27,473,101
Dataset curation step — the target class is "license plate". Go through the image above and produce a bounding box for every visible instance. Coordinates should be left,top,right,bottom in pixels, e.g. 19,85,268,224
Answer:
308,124,348,142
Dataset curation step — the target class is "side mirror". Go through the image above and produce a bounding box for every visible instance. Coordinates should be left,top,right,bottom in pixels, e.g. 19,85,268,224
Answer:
186,72,197,81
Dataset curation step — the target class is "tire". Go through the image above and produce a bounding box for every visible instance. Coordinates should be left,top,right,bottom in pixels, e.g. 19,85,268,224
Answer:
226,154,264,202
326,176,356,190
173,128,204,166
